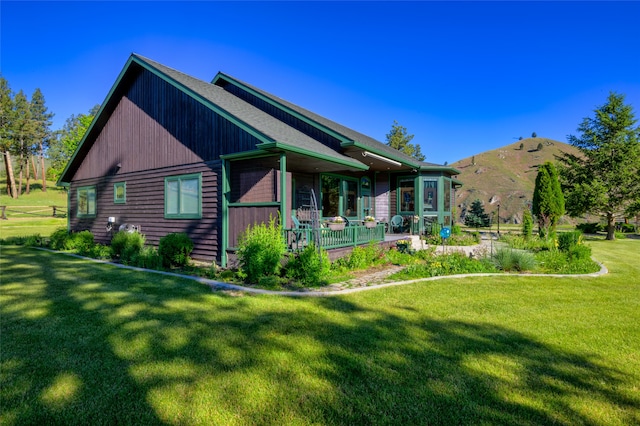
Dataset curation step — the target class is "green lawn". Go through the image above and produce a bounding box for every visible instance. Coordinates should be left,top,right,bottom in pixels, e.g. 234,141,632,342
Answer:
0,181,67,239
1,239,639,425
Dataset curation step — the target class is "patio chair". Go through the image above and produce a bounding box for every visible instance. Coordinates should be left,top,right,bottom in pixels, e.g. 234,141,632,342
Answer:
390,215,404,233
291,213,310,248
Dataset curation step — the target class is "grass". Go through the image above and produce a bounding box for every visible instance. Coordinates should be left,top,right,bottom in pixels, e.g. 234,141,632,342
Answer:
0,180,67,239
1,239,639,425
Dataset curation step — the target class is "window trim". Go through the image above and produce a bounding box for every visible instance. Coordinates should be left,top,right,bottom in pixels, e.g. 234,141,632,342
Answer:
164,173,202,219
114,182,126,204
77,185,97,218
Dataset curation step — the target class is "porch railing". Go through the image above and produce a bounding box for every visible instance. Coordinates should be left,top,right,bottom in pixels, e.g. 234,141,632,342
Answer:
283,224,386,251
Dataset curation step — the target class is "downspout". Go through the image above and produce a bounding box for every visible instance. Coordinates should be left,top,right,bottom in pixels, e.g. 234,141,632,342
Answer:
416,175,424,234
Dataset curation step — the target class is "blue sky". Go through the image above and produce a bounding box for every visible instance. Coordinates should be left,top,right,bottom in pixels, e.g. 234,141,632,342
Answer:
2,1,639,165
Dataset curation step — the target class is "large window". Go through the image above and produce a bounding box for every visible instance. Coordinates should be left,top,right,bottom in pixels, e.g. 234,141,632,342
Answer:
321,174,358,218
399,178,415,213
77,186,96,217
165,173,202,219
444,178,452,212
424,179,438,213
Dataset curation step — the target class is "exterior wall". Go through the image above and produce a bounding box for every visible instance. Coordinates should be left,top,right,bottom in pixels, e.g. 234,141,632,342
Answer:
374,173,390,222
72,68,260,181
69,161,221,262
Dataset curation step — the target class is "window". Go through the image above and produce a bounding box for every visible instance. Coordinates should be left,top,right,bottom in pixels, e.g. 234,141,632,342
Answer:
399,178,415,213
77,186,96,217
444,178,451,212
114,182,126,204
165,173,202,219
424,179,438,213
320,174,358,218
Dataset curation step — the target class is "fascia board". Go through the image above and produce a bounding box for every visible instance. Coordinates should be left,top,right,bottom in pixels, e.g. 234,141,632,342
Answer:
258,141,369,171
342,140,421,168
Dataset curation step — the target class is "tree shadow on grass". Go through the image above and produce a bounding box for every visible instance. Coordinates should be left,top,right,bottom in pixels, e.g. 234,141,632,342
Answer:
2,247,639,425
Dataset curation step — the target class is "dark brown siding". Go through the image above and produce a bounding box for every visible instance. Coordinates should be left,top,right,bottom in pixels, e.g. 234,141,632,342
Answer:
227,206,280,249
73,68,260,181
69,161,221,262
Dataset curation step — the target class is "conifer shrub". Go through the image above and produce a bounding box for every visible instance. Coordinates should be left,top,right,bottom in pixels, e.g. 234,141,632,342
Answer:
158,232,194,268
236,217,285,283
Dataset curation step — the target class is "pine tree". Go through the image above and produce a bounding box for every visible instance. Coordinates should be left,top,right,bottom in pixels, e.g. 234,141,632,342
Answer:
12,90,35,196
559,92,640,240
30,88,53,191
464,199,490,229
385,120,425,161
0,76,17,198
522,209,533,240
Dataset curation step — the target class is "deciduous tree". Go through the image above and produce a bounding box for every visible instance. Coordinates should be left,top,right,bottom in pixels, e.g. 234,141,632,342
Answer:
559,92,640,240
49,106,98,180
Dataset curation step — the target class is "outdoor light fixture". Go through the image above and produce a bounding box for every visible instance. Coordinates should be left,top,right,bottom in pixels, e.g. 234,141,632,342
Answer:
362,151,401,167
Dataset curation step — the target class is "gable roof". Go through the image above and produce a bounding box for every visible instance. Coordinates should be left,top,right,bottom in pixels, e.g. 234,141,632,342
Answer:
58,54,459,184
212,72,460,174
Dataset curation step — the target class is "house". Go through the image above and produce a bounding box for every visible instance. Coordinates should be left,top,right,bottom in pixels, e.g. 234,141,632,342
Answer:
58,54,462,266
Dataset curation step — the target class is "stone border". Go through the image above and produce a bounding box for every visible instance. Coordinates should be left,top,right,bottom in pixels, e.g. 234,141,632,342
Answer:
33,247,608,298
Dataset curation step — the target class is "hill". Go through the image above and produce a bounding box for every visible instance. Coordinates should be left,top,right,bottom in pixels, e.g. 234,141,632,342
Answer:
451,138,580,224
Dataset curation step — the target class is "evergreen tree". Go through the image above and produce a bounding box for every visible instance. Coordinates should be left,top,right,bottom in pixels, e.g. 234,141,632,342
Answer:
522,209,533,240
559,92,640,240
30,88,53,191
385,120,425,161
0,76,17,198
532,162,565,238
11,90,35,196
464,199,490,229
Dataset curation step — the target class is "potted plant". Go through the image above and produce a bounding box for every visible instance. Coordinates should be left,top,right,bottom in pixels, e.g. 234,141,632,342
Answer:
364,215,376,228
328,216,345,231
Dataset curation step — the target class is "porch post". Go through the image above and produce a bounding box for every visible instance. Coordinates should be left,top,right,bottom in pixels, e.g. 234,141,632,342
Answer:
279,152,287,227
416,175,424,234
220,159,230,268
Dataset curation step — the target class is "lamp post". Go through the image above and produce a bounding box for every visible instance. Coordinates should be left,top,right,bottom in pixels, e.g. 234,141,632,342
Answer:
497,204,501,236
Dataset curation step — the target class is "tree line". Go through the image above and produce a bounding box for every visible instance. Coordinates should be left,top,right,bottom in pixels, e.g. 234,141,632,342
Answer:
1,75,98,198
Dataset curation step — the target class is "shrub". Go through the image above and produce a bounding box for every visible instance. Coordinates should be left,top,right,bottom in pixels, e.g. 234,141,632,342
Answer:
131,246,163,269
522,210,533,240
392,252,496,279
89,244,113,260
236,217,285,283
60,230,94,254
557,231,583,252
286,244,331,287
111,231,146,264
49,228,71,250
576,222,603,234
618,223,636,233
492,249,536,272
24,234,45,247
334,243,385,270
158,232,194,268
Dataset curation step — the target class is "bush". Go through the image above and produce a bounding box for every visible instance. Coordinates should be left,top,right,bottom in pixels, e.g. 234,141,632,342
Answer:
522,210,533,240
158,232,194,268
89,244,113,260
49,228,71,250
618,223,636,233
557,231,583,252
576,222,603,234
111,231,146,264
334,243,385,270
492,249,537,272
286,244,330,287
236,216,286,283
131,246,163,270
392,252,496,279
